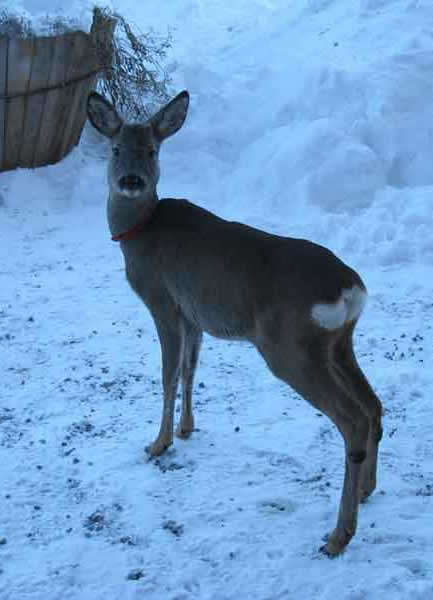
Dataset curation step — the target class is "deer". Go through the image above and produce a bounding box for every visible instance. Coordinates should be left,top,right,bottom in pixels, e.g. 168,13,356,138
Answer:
86,89,383,557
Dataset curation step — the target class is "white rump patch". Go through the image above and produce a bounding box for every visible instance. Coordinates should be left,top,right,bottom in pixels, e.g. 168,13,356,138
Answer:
311,285,367,331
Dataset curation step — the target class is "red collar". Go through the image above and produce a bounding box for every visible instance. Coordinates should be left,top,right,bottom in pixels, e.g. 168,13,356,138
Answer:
111,206,155,242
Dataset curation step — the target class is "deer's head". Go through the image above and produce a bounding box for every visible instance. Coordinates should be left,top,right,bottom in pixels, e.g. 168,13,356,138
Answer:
87,91,189,201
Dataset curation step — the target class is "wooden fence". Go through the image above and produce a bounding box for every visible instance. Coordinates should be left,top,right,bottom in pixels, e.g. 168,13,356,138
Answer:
0,30,99,172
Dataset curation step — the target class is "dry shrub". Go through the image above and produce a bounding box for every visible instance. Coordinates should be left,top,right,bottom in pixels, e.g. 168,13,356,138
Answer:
91,7,172,120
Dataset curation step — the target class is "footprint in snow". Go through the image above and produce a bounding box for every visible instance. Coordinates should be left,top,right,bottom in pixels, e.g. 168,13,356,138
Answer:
258,499,298,515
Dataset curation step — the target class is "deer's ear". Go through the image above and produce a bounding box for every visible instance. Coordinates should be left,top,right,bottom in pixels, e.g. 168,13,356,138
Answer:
87,92,122,138
150,91,189,141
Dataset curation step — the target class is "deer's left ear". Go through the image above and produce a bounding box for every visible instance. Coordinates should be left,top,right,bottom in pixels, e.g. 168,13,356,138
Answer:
150,91,189,141
87,92,123,138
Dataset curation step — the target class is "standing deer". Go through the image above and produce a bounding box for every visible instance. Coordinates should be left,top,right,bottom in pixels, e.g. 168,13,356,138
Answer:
87,90,382,556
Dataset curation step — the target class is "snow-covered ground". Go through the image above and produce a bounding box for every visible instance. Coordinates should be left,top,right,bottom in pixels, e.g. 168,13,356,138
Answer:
2,0,433,598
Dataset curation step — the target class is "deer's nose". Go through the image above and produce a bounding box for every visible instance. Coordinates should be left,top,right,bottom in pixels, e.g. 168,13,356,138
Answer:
118,174,145,192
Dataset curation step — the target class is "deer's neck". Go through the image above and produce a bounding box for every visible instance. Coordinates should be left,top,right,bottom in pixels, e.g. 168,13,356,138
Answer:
107,191,158,239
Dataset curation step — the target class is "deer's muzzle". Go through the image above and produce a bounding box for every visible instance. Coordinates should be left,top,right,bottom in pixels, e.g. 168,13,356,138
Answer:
118,175,145,194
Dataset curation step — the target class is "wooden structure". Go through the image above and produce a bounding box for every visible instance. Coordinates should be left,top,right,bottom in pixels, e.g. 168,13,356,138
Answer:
0,31,99,172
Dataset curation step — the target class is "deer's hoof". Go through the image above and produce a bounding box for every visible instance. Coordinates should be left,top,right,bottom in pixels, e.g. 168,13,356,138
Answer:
146,438,172,457
319,542,342,559
319,529,350,558
175,419,194,440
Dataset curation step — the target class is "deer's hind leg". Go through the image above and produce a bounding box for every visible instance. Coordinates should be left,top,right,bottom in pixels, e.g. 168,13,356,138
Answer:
330,324,383,502
257,328,371,556
176,324,202,439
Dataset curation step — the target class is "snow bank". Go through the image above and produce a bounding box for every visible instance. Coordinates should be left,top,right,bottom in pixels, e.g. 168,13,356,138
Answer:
206,0,433,266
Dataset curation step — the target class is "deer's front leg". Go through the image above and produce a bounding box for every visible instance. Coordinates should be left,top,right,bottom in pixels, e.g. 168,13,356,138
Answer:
176,326,202,439
147,317,183,457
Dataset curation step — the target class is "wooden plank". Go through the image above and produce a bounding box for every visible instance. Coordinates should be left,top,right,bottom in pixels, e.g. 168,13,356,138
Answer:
59,31,98,159
34,33,74,167
3,37,34,171
49,32,85,163
0,38,9,171
19,36,56,167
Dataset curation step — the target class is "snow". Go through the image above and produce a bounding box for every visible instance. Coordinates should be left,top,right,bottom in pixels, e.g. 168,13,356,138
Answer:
1,0,433,597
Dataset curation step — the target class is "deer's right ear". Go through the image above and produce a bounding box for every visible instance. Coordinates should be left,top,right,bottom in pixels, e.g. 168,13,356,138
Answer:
87,92,122,138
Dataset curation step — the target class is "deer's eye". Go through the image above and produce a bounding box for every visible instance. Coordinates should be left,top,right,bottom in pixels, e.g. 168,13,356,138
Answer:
112,146,120,156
